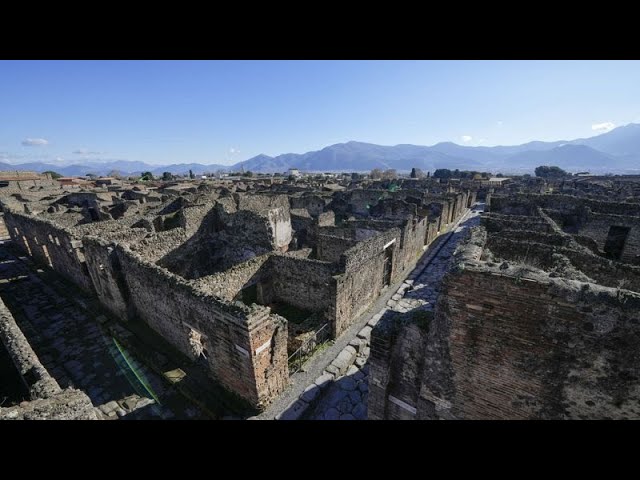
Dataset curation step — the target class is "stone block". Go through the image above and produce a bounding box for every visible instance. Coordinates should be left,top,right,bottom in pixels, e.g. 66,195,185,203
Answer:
357,326,372,341
301,384,321,403
276,398,309,421
314,373,334,389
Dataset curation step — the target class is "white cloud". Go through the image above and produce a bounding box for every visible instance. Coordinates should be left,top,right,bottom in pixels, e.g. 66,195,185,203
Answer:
22,138,49,146
461,135,473,143
54,157,64,162
591,122,615,133
478,138,486,143
229,147,240,154
73,149,102,155
497,121,503,126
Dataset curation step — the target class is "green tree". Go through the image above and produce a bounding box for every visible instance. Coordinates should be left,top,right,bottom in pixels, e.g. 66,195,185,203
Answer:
370,168,383,179
433,169,453,179
42,170,62,179
534,165,568,178
189,169,195,179
381,169,397,180
162,172,174,181
242,170,254,177
140,171,154,181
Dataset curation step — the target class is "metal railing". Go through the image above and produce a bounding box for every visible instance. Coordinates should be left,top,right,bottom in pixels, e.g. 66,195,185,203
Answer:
287,322,331,375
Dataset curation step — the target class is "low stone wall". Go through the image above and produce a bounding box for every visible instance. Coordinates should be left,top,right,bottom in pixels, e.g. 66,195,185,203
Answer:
0,297,97,420
486,236,640,292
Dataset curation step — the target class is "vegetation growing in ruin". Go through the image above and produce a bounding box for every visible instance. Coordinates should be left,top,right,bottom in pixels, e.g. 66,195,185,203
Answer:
534,165,568,178
42,170,62,179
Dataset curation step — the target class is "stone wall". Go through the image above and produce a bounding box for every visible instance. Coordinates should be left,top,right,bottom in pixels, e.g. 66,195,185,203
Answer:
194,254,272,301
316,234,358,263
370,234,640,419
0,296,97,420
368,310,429,420
82,236,132,319
112,245,289,408
268,254,337,319
576,211,640,263
486,236,640,293
4,209,93,291
334,228,401,337
434,268,640,419
489,193,640,217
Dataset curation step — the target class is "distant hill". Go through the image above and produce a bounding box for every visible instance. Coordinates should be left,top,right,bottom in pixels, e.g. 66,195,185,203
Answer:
504,145,616,171
2,123,640,176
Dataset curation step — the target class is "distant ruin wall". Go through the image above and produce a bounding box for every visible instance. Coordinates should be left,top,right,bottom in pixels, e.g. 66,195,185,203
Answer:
490,193,640,217
486,236,640,293
576,211,640,263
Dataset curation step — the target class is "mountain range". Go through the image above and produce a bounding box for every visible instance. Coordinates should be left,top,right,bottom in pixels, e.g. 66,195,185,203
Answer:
2,123,640,176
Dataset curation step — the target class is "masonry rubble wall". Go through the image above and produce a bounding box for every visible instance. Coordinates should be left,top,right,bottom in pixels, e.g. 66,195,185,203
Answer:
3,209,93,291
111,245,289,408
369,226,640,420
0,297,97,420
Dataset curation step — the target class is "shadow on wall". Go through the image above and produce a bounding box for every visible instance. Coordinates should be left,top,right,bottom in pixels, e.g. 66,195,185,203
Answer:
157,202,290,280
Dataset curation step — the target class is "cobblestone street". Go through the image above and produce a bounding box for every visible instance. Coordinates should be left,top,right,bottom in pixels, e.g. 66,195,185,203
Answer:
307,204,483,420
0,241,205,420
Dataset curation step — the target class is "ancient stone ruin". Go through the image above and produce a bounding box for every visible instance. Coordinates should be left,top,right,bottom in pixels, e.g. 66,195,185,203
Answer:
0,171,474,418
369,177,640,420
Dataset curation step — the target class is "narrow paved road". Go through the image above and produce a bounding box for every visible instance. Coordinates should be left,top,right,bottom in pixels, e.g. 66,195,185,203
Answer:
307,203,484,420
0,241,205,420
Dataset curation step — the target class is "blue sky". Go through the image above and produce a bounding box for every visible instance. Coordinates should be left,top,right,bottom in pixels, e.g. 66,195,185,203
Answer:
1,60,639,166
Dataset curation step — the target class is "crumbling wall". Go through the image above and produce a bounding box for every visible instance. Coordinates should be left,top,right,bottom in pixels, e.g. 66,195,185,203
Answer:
0,297,97,420
368,310,430,420
3,209,93,291
334,228,400,336
316,234,358,263
268,254,337,318
82,237,131,319
433,268,640,419
576,211,640,263
486,236,640,292
113,246,288,407
193,254,271,301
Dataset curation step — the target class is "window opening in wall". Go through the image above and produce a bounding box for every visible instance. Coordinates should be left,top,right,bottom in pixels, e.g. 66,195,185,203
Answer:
21,236,32,256
41,244,53,268
383,243,394,287
603,225,630,260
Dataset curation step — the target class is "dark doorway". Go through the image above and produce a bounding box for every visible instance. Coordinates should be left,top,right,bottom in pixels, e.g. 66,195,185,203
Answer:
383,244,394,287
604,225,630,260
88,207,100,222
